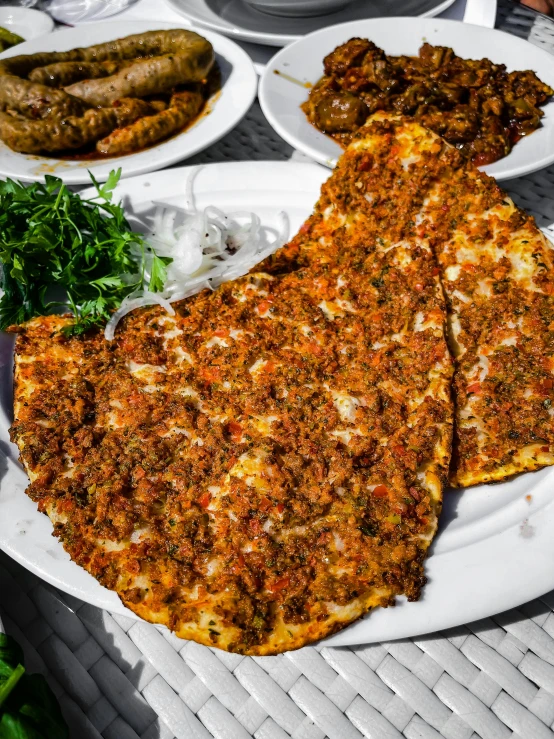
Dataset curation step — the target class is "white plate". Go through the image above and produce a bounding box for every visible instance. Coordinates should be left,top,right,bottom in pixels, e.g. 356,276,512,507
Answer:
461,0,497,26
0,7,54,42
259,18,554,181
0,21,257,185
2,160,554,647
165,0,456,47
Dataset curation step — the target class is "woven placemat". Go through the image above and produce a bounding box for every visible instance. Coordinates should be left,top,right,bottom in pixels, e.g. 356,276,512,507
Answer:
3,3,554,738
4,546,554,739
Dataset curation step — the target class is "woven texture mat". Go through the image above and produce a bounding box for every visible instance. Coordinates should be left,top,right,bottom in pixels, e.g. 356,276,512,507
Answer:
3,2,554,737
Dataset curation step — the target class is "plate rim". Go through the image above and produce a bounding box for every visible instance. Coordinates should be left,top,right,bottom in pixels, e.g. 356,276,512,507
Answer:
2,159,554,646
0,20,257,185
0,7,54,39
164,0,456,47
258,16,554,181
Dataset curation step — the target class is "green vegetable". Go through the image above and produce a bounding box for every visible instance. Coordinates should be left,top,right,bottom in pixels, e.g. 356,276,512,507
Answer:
0,27,24,48
0,169,169,335
385,514,402,525
0,633,69,739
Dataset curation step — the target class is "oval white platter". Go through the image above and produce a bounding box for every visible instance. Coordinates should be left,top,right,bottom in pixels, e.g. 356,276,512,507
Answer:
259,17,554,182
1,160,553,647
165,0,456,48
0,21,257,185
0,7,54,41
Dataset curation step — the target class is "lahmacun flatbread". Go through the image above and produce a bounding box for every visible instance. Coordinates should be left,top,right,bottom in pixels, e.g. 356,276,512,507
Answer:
420,139,554,486
288,111,554,488
10,130,453,654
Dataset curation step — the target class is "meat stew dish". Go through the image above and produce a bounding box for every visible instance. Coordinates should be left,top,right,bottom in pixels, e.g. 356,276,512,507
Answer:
302,39,554,166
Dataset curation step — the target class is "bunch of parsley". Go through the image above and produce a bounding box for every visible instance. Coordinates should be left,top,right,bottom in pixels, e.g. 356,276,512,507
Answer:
0,633,68,738
0,169,168,335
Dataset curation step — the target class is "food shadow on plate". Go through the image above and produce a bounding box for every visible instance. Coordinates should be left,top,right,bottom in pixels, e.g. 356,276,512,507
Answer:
214,51,233,91
0,550,173,739
0,331,16,480
428,485,463,555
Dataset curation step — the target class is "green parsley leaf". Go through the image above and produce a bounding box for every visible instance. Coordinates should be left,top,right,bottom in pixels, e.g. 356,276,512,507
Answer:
0,170,171,335
149,254,171,293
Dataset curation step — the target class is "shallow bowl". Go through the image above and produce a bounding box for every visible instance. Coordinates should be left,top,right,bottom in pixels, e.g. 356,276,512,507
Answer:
243,0,355,17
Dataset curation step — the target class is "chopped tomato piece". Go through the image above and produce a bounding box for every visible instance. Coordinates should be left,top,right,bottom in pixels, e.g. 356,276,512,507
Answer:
467,382,481,394
542,379,553,390
541,445,550,452
249,518,261,534
257,300,272,314
214,329,228,338
306,342,322,355
126,559,140,574
269,577,290,592
432,267,441,276
226,421,242,440
373,484,388,498
259,496,272,511
392,445,405,456
276,503,285,514
198,492,211,508
201,367,220,383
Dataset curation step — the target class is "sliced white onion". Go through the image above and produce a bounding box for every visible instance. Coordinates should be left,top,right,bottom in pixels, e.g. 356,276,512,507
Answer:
105,168,290,340
105,290,175,341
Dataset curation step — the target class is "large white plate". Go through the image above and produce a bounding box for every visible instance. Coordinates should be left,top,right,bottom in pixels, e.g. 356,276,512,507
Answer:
0,21,257,185
259,18,554,182
2,161,554,646
165,0,456,47
0,7,54,41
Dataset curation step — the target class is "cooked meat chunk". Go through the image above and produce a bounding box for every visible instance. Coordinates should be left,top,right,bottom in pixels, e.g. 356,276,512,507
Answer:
29,61,124,87
314,92,368,133
323,38,375,77
97,90,204,154
65,48,213,107
0,75,85,118
0,108,118,154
